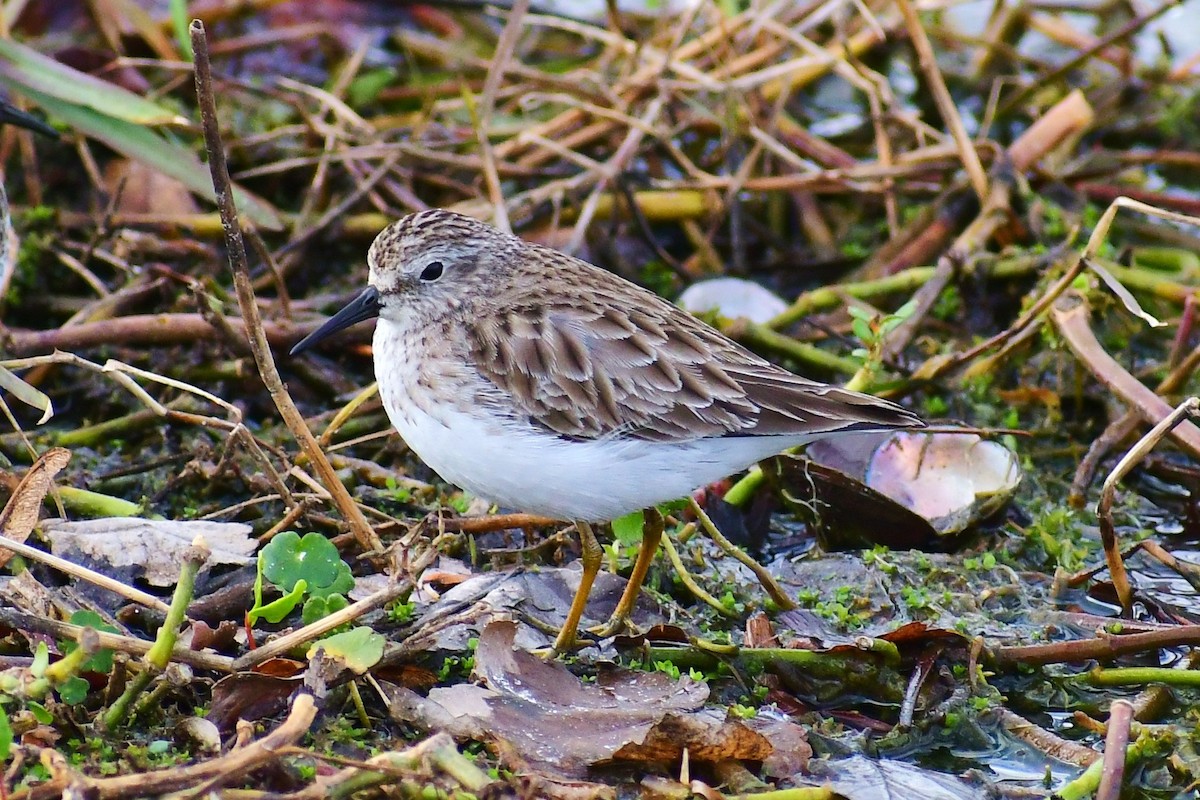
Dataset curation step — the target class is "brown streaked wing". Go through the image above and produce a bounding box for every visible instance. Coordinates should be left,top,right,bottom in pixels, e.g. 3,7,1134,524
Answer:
467,256,921,443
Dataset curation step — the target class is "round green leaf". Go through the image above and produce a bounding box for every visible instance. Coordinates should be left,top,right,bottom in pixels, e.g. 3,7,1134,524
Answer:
260,532,342,593
307,627,384,675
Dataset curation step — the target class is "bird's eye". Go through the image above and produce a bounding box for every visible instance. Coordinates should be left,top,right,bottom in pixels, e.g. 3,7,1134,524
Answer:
420,261,444,282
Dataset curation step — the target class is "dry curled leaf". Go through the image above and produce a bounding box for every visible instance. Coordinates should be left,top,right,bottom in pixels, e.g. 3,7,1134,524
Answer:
0,447,70,568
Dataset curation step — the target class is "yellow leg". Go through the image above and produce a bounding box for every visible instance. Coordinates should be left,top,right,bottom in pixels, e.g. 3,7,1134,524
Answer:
590,508,664,638
551,521,603,655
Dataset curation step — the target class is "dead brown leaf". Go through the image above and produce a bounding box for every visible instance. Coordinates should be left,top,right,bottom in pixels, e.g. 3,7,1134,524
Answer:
104,158,199,216
0,447,70,568
387,620,805,779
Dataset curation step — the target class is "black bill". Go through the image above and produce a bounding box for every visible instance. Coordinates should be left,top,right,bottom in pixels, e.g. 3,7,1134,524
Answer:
0,100,58,139
290,286,381,355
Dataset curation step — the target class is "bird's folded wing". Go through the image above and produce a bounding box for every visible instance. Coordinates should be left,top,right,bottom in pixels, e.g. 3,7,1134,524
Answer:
467,283,920,444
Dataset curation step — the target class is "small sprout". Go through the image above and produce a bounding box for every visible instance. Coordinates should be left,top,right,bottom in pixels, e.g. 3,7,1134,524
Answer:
57,677,89,706
387,600,416,623
654,660,681,680
923,395,949,416
730,704,757,719
301,593,350,626
719,590,739,612
62,610,118,676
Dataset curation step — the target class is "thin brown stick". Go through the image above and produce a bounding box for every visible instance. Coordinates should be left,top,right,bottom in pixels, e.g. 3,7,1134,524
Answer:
894,0,987,202
989,625,1200,667
0,535,171,613
1096,397,1200,614
992,707,1100,767
879,173,1013,363
0,313,364,355
0,607,232,672
476,0,530,232
189,21,382,555
1052,291,1200,458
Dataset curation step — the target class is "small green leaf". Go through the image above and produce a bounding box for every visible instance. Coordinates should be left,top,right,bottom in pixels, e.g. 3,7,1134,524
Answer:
308,627,384,674
302,593,349,625
0,706,11,763
63,610,118,674
26,702,51,724
894,299,918,320
846,306,873,321
611,511,645,545
57,676,90,705
657,498,689,515
851,318,873,342
307,560,355,599
0,38,183,125
247,578,307,625
261,532,342,593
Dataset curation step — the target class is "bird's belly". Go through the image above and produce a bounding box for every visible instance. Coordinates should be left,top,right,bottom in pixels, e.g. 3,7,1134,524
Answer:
372,319,810,521
381,393,807,521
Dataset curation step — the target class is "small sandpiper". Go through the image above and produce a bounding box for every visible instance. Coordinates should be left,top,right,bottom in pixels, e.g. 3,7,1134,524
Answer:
292,209,924,652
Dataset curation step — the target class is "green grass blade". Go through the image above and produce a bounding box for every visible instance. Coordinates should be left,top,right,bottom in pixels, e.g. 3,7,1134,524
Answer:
25,88,283,231
0,38,184,126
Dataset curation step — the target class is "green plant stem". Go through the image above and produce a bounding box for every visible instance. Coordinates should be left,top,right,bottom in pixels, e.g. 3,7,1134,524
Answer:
1054,730,1166,800
52,407,162,447
1087,665,1200,687
427,740,491,791
769,267,936,329
727,321,862,375
170,0,193,59
661,528,736,617
41,632,97,689
723,464,772,507
347,680,370,728
690,497,795,609
55,486,141,517
102,541,207,729
322,735,489,799
768,253,1040,329
646,645,869,681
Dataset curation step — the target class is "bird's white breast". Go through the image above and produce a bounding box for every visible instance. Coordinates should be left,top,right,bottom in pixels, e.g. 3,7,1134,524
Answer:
373,317,812,521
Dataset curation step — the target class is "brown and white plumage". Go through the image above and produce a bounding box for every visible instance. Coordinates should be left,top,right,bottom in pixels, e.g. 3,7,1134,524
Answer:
465,245,919,443
294,209,923,521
